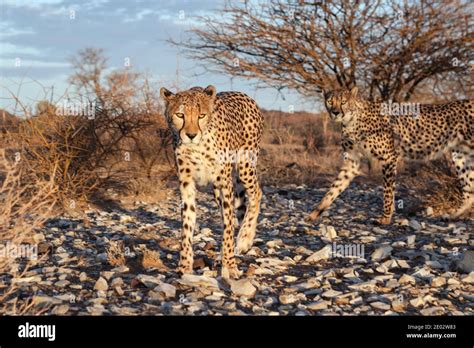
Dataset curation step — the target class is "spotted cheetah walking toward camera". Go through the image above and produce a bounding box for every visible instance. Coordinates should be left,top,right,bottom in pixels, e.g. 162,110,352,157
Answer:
307,87,473,224
160,85,263,278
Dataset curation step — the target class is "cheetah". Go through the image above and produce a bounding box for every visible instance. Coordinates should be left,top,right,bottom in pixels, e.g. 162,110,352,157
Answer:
306,87,473,224
160,85,263,278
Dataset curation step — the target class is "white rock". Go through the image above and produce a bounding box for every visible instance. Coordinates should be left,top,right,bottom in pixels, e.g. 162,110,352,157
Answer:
447,278,460,285
321,289,342,298
153,283,176,298
407,235,416,246
120,215,135,223
54,280,70,288
370,301,391,311
373,227,389,235
111,277,124,287
396,259,410,269
51,304,70,315
93,277,108,291
307,301,328,310
431,277,446,287
420,306,445,316
371,246,393,261
266,239,283,248
398,274,416,285
409,220,422,231
350,297,363,305
12,276,42,284
411,267,433,280
111,265,129,273
306,245,332,263
321,225,337,241
200,228,213,237
279,293,298,304
32,296,62,308
392,300,405,312
136,274,164,288
461,272,474,284
410,297,425,308
178,274,220,289
79,272,87,282
348,281,377,292
228,279,257,298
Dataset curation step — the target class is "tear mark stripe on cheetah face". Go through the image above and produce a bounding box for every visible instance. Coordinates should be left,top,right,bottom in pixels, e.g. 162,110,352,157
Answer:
307,87,473,224
160,85,264,279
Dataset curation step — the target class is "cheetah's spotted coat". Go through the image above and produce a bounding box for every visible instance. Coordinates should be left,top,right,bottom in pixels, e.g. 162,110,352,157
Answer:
307,87,473,224
160,85,263,278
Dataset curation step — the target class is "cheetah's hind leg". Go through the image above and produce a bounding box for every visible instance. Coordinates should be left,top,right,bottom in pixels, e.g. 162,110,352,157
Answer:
234,176,247,226
451,147,474,218
235,157,262,255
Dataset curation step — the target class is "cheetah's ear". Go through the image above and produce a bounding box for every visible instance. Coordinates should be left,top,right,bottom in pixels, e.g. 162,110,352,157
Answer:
204,85,217,99
160,87,174,102
322,89,331,99
350,86,358,98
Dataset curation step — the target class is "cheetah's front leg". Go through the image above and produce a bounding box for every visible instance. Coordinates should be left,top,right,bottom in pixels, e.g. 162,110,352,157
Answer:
451,148,473,218
379,158,397,224
219,176,242,279
177,174,197,275
306,151,360,222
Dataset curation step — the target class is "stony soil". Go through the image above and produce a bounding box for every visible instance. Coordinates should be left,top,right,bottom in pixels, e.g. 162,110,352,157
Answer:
3,182,473,315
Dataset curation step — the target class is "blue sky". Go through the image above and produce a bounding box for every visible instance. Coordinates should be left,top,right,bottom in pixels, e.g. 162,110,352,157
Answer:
0,0,317,115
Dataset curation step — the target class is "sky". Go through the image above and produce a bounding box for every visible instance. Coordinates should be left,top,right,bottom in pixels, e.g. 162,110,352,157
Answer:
0,0,317,115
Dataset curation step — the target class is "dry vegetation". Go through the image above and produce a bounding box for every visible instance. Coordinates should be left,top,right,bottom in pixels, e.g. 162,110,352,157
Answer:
0,149,56,314
177,0,473,101
0,0,471,313
260,109,342,185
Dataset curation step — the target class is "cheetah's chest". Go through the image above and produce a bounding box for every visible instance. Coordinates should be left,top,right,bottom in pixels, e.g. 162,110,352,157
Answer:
186,141,220,188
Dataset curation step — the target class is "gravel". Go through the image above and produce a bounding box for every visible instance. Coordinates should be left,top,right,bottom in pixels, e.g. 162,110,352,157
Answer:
2,183,472,316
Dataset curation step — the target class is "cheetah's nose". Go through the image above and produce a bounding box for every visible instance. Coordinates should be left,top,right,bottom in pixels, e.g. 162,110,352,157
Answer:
332,111,340,116
186,133,198,140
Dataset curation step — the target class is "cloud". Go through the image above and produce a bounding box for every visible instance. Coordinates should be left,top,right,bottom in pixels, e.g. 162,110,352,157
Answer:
0,0,310,111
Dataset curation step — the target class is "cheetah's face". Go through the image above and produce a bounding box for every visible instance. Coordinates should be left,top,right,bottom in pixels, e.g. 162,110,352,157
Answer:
323,87,359,122
160,85,216,145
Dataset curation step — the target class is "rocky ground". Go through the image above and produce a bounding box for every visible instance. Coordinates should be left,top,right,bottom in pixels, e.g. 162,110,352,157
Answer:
2,182,473,316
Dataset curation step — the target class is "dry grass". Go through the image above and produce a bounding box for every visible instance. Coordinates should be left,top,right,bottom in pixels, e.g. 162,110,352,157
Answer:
106,240,126,267
0,149,56,314
260,110,343,185
401,159,464,216
140,246,169,270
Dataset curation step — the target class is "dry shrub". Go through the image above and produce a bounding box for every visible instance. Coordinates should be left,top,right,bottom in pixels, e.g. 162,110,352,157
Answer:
260,109,342,185
0,149,56,314
0,48,174,209
4,96,172,209
139,245,168,271
106,240,126,267
15,111,99,205
402,158,464,216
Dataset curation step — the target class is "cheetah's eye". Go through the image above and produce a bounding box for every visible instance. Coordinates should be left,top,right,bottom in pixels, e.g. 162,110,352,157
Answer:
341,99,347,105
198,114,206,119
175,113,184,118
327,100,333,106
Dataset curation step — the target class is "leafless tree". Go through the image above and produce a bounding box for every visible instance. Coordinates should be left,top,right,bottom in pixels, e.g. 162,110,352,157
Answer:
175,0,473,101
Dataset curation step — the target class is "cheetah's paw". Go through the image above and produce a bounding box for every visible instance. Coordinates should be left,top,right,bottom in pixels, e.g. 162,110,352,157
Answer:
221,265,243,279
305,210,321,223
177,263,193,275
